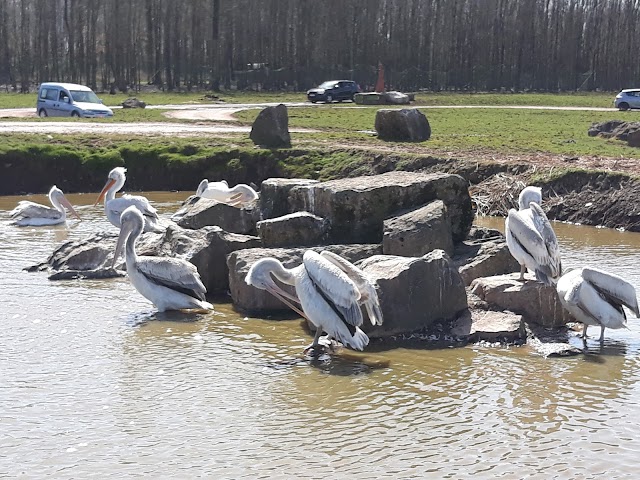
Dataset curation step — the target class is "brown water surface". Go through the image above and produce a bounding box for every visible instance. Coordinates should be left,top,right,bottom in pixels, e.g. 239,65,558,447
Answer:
2,193,640,478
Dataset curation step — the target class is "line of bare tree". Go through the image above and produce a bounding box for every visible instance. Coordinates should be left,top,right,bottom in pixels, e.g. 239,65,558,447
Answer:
0,0,638,94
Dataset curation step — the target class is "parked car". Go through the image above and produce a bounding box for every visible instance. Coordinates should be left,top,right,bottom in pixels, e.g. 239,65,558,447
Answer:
36,82,114,118
307,80,359,103
614,89,640,111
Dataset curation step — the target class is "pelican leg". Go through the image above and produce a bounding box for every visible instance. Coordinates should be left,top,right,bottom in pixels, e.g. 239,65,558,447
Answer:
304,327,326,357
518,264,526,281
599,326,605,344
582,324,588,339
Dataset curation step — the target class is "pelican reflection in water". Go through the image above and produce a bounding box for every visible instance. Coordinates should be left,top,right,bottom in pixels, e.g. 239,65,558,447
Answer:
10,185,81,226
114,206,213,312
245,250,383,354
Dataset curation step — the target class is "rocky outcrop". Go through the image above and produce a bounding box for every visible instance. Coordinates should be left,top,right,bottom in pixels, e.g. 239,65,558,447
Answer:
121,97,147,108
259,178,320,219
249,104,292,148
452,309,526,343
383,200,453,256
470,273,573,328
588,120,640,140
629,130,640,148
358,250,468,338
257,212,328,247
289,171,473,244
374,108,431,142
227,244,383,313
453,226,520,285
175,197,261,234
137,224,261,294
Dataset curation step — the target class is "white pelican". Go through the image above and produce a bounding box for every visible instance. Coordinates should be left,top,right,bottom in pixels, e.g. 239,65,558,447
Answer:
196,178,258,207
557,267,640,343
10,185,81,226
245,250,383,353
114,206,213,312
94,167,162,232
505,186,562,285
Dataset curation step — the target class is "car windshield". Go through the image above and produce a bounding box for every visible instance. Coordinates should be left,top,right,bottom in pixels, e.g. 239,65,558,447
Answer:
318,81,338,89
70,90,101,103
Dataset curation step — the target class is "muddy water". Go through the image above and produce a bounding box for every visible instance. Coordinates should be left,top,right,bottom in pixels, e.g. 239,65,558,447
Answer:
2,193,640,478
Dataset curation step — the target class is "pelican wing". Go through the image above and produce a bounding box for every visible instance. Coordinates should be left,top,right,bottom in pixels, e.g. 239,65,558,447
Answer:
137,257,207,301
120,194,159,219
10,201,61,220
583,267,640,317
320,250,383,325
303,251,363,327
529,203,562,276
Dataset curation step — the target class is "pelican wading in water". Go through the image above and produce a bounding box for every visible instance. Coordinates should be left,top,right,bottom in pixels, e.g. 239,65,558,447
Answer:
505,186,562,285
10,185,81,226
245,250,383,354
114,206,213,312
94,167,163,232
196,179,258,207
557,267,640,343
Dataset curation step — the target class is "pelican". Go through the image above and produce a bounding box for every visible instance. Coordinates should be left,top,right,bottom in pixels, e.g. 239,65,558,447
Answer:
557,267,640,343
245,250,383,353
10,185,81,226
114,206,213,312
505,186,562,285
94,167,163,232
196,178,258,207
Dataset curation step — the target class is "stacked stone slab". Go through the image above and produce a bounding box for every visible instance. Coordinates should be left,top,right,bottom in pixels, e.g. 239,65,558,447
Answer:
175,197,261,234
289,171,473,245
256,212,328,247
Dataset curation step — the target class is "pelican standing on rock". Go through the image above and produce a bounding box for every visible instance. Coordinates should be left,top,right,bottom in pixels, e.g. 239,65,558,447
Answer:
10,185,81,226
196,179,258,207
94,167,163,232
245,250,383,353
557,267,640,343
114,206,213,312
505,186,562,285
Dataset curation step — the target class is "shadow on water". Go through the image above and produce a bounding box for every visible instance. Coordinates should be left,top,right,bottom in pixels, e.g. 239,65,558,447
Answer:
262,349,391,377
123,309,208,327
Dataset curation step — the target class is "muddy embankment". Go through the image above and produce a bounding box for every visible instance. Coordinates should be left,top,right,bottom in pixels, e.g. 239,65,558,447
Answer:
2,147,637,231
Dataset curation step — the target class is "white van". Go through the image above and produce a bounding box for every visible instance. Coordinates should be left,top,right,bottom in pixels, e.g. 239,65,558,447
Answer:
36,82,114,118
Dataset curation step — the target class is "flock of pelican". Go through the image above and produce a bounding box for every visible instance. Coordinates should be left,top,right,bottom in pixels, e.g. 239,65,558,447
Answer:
505,186,639,343
9,172,640,350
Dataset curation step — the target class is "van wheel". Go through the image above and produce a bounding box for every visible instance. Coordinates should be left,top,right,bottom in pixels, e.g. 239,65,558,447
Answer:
618,102,630,111
326,94,333,103
71,111,80,118
38,109,48,118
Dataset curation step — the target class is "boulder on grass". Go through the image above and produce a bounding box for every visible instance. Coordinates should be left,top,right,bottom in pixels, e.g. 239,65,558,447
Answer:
227,244,382,313
257,212,329,247
175,197,261,234
289,171,473,244
374,108,431,142
381,91,411,105
358,250,468,338
470,273,573,328
122,97,146,108
260,178,320,219
249,104,291,148
383,200,453,256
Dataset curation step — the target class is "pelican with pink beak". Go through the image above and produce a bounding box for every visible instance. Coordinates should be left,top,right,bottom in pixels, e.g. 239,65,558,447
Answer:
10,185,81,226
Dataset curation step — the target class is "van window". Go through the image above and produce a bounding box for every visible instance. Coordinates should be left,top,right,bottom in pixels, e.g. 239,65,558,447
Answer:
40,88,58,101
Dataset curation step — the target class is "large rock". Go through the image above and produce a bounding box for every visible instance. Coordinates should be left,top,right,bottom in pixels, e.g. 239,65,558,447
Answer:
452,309,526,343
138,224,261,295
227,244,382,313
257,212,328,247
249,104,291,148
374,108,431,142
289,171,473,244
383,200,453,256
629,129,640,148
588,120,640,140
121,97,146,108
470,273,573,328
382,91,411,105
260,178,320,219
175,197,260,234
358,250,468,338
453,226,520,285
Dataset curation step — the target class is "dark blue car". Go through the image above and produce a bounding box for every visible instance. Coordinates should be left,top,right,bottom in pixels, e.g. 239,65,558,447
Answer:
307,80,359,103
